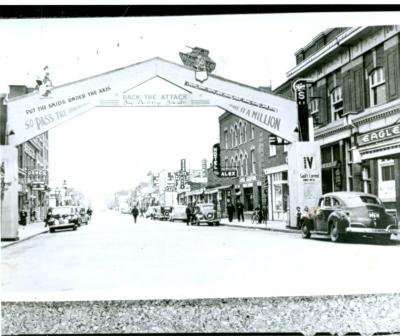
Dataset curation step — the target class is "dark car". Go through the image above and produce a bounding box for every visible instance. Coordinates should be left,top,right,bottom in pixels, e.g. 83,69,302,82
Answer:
153,206,173,221
301,192,398,243
48,206,79,233
191,203,220,226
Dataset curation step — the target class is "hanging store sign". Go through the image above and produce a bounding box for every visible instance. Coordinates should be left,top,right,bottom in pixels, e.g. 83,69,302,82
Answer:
357,124,400,146
220,169,237,178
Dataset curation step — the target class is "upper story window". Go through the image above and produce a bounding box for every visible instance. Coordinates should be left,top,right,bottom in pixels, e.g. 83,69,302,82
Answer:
330,86,343,121
244,122,248,142
224,130,228,149
251,149,256,174
239,153,244,176
251,125,255,139
269,142,276,156
230,128,234,148
244,154,248,176
369,67,386,107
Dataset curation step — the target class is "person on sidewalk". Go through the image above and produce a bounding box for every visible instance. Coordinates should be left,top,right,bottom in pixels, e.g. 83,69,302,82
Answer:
226,201,235,222
236,200,244,222
257,206,264,224
131,206,139,223
185,203,192,226
44,208,54,227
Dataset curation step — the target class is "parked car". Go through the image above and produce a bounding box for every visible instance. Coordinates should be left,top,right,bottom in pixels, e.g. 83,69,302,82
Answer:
48,206,79,233
191,203,220,226
169,205,187,222
145,206,157,219
153,206,173,221
301,192,399,243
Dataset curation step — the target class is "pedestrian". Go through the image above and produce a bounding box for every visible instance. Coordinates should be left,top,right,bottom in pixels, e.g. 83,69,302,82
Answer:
30,208,36,222
87,207,93,219
296,206,302,229
226,200,235,222
257,206,264,224
44,208,54,227
20,210,28,226
236,200,244,222
131,205,139,223
140,208,144,217
185,203,192,226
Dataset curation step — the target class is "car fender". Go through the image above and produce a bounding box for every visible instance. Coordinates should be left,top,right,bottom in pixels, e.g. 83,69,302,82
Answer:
328,212,348,233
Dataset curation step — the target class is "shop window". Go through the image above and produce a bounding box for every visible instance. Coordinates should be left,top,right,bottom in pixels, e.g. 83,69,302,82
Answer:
381,165,395,181
369,67,386,107
378,159,395,202
330,86,343,121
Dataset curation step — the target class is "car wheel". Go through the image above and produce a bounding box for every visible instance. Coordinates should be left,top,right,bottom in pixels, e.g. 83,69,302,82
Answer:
49,228,55,233
196,219,200,226
215,222,220,226
73,226,77,231
329,219,343,243
301,222,311,239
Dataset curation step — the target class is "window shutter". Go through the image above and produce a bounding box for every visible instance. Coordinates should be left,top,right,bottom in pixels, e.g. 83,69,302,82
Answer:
353,65,365,112
376,44,384,67
342,71,353,114
364,50,374,74
318,84,328,125
385,48,400,100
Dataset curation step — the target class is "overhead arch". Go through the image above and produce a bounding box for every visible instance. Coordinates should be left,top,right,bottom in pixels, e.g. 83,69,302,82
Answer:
6,57,298,146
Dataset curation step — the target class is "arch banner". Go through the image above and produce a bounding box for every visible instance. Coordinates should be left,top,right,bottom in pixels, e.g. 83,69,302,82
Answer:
7,58,298,146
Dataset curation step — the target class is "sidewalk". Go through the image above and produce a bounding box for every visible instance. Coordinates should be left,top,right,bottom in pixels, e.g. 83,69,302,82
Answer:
220,217,301,234
1,221,49,249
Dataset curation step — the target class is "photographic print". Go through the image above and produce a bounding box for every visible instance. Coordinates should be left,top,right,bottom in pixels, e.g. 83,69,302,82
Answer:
1,6,400,335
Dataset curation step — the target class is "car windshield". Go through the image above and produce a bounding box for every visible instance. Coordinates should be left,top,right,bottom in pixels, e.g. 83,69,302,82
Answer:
345,195,381,206
52,207,72,216
198,204,214,212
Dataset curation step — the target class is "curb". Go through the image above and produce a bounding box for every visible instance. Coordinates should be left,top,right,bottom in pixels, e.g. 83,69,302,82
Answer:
1,229,49,249
220,222,301,234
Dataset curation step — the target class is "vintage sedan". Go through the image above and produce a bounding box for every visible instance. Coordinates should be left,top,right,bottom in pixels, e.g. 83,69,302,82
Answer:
169,205,187,222
301,192,398,243
48,206,79,233
191,203,220,226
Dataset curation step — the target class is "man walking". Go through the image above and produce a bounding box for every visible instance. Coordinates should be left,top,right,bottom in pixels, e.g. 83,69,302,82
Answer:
236,200,244,222
131,205,139,223
226,200,235,222
185,203,192,226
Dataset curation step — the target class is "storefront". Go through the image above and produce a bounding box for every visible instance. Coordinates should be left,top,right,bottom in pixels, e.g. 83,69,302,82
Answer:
356,122,400,217
264,164,289,221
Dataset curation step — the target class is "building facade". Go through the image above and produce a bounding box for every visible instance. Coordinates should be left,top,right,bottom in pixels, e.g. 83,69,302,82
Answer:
2,85,50,223
275,25,400,217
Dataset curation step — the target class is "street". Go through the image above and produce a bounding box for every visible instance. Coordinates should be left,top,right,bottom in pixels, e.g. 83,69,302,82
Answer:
2,209,400,301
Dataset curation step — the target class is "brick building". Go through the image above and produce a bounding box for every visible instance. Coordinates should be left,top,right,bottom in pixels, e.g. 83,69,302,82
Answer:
275,25,400,217
1,85,50,223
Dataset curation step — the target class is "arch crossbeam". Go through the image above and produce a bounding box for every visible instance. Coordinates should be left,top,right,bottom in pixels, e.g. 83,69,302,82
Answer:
7,57,297,146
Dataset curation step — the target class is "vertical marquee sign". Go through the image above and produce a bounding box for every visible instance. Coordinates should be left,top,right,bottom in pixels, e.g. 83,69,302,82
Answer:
293,80,310,142
212,144,221,177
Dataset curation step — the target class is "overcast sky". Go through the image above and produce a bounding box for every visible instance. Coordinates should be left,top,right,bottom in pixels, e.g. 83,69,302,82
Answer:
1,12,398,205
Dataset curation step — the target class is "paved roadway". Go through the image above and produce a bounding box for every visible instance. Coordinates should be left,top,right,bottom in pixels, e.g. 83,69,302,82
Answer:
2,209,400,301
